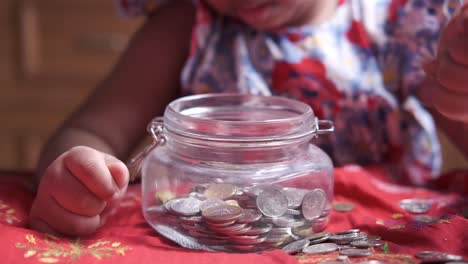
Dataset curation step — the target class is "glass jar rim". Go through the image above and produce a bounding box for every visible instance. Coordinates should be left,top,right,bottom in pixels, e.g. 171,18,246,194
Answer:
162,93,320,143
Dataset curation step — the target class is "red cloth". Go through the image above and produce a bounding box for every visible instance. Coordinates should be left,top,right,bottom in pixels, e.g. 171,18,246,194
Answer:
0,166,466,264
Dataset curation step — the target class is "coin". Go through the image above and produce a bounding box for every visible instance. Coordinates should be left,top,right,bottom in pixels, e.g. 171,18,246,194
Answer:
415,251,463,262
202,205,243,222
281,187,308,209
350,239,383,248
399,198,432,214
334,229,360,235
282,239,310,254
256,189,288,217
339,248,372,257
155,190,176,204
244,223,273,235
204,183,238,200
272,215,306,228
199,198,227,212
237,209,262,223
302,189,327,221
413,215,437,223
170,197,202,216
329,232,367,245
303,243,338,254
332,201,355,212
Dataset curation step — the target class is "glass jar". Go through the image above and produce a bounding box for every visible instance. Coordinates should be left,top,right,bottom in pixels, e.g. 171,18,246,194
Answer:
133,93,334,252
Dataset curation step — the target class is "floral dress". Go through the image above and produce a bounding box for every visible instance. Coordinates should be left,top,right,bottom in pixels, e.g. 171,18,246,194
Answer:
118,0,462,185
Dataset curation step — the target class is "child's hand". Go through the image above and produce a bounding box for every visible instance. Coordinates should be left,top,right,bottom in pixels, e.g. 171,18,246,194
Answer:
419,6,468,123
29,146,129,236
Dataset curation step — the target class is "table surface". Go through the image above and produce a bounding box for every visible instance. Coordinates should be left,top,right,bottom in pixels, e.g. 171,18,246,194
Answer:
0,165,466,264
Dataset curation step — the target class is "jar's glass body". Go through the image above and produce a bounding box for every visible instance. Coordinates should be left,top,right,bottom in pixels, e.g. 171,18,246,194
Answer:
140,94,334,252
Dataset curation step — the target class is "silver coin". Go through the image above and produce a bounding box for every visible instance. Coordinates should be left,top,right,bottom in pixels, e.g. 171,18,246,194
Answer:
413,215,437,223
269,227,293,236
306,231,331,241
350,239,383,248
286,208,302,216
205,220,236,227
367,235,382,241
237,209,262,223
399,198,432,214
329,232,367,245
339,248,373,257
282,239,310,254
272,215,306,228
303,243,338,254
179,215,203,223
291,225,314,238
335,229,360,235
208,223,249,233
244,223,273,235
415,251,463,262
199,198,227,212
302,189,327,221
154,224,212,251
170,197,202,216
230,235,267,245
256,189,288,217
204,183,238,200
309,236,331,245
264,234,294,245
281,187,308,209
202,205,243,222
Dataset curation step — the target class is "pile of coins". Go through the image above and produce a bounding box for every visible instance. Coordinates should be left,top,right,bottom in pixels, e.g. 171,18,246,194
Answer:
147,183,330,252
281,229,382,256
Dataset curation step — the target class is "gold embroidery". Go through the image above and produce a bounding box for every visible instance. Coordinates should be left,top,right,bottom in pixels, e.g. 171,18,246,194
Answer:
392,213,405,219
16,234,131,263
0,199,20,224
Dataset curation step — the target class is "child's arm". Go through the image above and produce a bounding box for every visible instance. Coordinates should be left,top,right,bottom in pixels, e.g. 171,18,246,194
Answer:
419,7,468,158
30,0,195,236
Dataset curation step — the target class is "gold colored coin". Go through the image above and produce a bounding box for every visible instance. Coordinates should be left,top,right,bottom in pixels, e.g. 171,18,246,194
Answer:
203,183,238,200
332,201,355,212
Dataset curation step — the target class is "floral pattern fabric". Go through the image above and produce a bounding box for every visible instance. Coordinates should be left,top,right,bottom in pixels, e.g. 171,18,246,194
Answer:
117,0,464,185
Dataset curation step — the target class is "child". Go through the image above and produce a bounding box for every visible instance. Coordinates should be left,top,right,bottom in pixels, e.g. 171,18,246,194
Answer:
29,0,468,236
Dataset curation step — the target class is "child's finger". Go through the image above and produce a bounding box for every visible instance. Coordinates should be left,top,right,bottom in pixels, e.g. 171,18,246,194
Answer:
446,32,468,65
436,51,468,94
422,81,468,122
63,147,119,201
42,167,107,217
30,193,101,236
103,154,129,190
29,218,60,236
417,77,436,108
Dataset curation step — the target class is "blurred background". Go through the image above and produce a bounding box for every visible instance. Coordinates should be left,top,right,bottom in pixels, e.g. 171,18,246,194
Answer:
0,0,466,173
0,0,141,171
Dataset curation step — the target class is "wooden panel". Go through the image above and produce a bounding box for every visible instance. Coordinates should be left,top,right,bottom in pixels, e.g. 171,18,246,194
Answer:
19,0,142,80
0,134,18,170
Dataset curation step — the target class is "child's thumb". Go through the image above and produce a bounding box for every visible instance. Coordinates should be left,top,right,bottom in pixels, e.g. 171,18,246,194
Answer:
104,155,129,190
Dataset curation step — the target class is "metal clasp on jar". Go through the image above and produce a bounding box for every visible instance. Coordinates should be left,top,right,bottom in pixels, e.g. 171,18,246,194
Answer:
315,118,334,136
127,117,166,181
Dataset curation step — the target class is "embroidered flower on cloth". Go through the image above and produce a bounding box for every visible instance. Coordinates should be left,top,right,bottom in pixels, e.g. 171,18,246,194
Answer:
0,199,20,225
15,234,131,263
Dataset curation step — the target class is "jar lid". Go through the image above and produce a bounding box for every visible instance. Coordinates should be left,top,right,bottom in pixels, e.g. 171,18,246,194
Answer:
163,93,332,143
